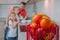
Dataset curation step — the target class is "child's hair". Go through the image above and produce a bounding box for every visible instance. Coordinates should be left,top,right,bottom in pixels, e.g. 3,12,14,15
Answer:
9,13,17,22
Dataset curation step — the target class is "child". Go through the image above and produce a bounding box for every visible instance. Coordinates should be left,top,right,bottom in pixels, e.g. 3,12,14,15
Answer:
6,13,19,40
5,6,20,27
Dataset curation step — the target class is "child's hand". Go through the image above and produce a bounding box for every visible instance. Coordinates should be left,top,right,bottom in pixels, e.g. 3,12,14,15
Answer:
16,21,19,24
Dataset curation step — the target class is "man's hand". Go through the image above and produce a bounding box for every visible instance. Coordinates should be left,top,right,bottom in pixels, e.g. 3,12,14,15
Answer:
24,15,28,20
16,21,19,24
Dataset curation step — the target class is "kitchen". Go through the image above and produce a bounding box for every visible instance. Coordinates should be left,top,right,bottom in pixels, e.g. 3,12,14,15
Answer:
0,0,60,40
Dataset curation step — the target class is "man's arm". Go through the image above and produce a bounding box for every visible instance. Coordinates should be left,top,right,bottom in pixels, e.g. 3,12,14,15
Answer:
23,10,28,20
24,15,28,20
6,13,11,24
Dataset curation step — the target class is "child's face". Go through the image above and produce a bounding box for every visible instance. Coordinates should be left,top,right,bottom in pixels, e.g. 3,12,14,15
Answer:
14,8,19,14
10,14,16,21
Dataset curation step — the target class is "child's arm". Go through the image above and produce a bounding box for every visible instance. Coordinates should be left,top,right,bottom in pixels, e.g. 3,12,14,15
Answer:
9,20,19,28
12,21,19,28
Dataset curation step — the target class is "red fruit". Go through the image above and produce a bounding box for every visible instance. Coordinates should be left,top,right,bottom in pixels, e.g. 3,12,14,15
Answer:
50,21,56,34
33,36,38,40
30,22,38,29
50,21,56,28
30,28,35,36
44,32,55,40
36,28,46,38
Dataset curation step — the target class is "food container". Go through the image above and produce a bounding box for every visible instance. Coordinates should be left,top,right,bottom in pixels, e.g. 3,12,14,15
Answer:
20,20,31,32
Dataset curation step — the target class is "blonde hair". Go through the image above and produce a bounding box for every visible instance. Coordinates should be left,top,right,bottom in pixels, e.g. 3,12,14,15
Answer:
9,12,17,22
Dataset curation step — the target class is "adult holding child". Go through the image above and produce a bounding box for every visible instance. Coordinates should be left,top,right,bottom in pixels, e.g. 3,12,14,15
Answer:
4,2,28,40
4,6,20,40
5,2,28,28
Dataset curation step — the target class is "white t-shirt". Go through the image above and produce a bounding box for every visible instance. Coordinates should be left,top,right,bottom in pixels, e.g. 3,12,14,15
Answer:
7,20,17,37
19,15,24,20
16,14,19,21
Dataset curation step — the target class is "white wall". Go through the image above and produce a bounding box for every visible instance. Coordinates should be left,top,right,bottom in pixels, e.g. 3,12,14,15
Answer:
0,4,35,18
54,0,60,24
0,5,19,18
36,0,60,24
36,1,60,39
25,4,35,17
36,0,44,13
0,0,60,22
0,0,28,4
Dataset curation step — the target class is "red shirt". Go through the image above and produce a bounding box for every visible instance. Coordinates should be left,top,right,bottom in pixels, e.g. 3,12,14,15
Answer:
18,9,26,17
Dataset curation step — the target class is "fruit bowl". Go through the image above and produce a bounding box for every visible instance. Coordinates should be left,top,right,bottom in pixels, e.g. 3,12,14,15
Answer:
26,14,59,40
26,24,59,40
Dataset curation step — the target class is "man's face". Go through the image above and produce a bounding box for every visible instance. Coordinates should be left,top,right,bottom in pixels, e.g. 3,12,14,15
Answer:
14,8,19,14
19,4,25,9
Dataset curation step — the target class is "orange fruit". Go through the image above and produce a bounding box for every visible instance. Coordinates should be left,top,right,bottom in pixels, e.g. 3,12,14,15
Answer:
32,14,42,23
40,18,51,28
30,22,37,29
50,21,56,27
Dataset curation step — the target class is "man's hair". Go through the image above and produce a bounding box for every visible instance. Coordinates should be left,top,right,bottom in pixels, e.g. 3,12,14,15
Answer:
20,2,26,5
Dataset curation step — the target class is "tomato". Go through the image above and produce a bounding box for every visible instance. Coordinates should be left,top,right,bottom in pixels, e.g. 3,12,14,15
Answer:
50,21,56,27
36,28,46,38
30,29,34,35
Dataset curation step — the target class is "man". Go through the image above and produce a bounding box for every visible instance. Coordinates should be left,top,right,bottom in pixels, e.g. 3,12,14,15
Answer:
18,2,28,20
